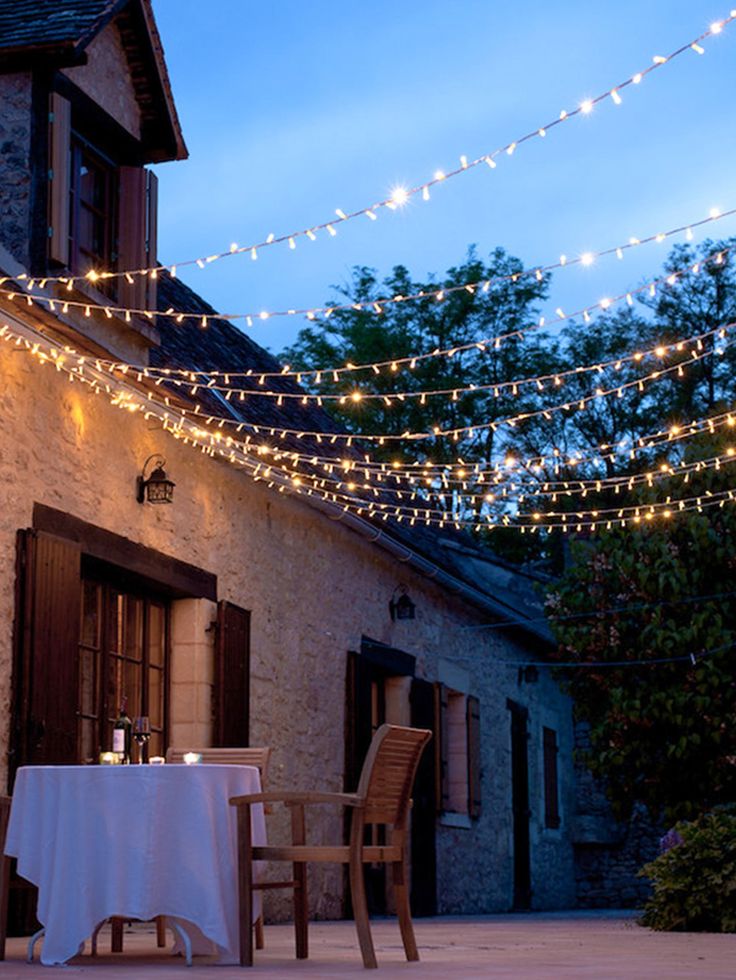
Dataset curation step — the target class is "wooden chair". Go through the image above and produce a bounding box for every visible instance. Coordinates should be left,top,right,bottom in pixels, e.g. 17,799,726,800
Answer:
229,723,432,969
0,796,11,960
167,746,272,951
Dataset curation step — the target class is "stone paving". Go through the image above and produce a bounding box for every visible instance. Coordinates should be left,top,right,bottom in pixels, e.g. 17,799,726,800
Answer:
0,912,734,979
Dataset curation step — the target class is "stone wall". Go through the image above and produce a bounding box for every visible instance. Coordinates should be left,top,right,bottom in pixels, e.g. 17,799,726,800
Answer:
0,310,577,918
63,23,142,139
573,722,660,908
0,73,32,267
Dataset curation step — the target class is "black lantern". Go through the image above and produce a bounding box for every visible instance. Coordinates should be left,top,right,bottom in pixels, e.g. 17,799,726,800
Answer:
137,454,175,504
389,586,416,622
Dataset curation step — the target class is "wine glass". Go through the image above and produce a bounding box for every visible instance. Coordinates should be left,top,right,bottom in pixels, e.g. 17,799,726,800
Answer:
132,716,151,764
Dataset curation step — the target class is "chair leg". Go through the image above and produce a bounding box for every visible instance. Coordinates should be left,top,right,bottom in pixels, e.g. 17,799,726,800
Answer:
254,914,265,950
392,860,419,961
290,805,308,960
0,855,10,960
111,917,124,953
156,915,167,947
349,854,377,969
236,804,254,966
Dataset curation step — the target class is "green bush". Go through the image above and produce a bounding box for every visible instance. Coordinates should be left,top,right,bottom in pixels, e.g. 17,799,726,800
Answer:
639,805,736,932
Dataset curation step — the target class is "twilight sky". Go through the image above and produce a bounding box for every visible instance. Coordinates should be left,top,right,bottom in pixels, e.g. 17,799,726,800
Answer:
150,1,736,355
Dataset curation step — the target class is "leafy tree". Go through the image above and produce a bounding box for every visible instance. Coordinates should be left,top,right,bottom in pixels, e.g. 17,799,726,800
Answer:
280,247,552,466
546,434,736,822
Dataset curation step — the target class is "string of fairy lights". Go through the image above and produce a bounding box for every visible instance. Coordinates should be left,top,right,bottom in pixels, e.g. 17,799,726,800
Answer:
4,207,732,336
15,12,734,292
4,312,736,537
0,15,734,542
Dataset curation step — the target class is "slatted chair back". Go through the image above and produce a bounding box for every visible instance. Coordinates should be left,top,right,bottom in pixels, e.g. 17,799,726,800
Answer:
166,746,271,783
357,724,431,828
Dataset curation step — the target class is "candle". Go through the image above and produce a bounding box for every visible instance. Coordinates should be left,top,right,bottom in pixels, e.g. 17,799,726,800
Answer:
183,752,202,765
149,756,165,765
99,751,118,765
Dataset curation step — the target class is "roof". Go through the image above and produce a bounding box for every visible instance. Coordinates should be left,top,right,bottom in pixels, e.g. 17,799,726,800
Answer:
153,274,553,643
0,0,122,57
0,0,186,163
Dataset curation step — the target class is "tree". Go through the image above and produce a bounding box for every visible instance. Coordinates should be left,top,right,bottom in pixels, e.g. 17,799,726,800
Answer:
546,433,736,822
280,247,552,466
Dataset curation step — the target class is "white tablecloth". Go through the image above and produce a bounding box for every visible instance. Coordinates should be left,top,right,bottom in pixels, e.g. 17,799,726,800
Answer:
5,764,265,966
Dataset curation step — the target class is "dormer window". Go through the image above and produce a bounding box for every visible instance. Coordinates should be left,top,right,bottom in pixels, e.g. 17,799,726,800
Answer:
70,136,118,291
49,91,158,314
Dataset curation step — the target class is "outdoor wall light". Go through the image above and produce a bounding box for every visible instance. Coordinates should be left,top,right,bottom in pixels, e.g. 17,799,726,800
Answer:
389,586,416,622
137,454,175,504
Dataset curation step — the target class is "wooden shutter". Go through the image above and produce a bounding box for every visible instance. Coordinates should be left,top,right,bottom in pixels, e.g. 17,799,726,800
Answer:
466,694,482,819
117,166,147,311
434,683,449,812
543,726,560,828
48,93,71,265
145,169,158,311
212,600,250,746
12,530,81,771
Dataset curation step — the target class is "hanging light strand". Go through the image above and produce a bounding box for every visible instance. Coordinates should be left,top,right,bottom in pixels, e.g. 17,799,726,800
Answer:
7,208,734,344
17,14,735,290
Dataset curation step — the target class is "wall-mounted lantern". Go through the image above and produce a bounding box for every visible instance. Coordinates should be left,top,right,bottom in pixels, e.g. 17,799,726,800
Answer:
137,454,175,504
389,586,416,622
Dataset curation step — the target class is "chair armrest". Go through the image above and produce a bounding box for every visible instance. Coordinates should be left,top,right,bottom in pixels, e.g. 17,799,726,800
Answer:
230,791,362,808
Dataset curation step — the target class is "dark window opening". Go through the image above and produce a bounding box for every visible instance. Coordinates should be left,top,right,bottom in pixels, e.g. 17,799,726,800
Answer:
69,137,117,293
543,726,561,829
78,571,169,763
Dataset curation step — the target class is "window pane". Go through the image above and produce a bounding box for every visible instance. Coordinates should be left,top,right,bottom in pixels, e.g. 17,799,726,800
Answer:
79,647,97,716
80,718,97,766
80,581,101,647
125,597,143,663
149,604,164,666
149,666,163,729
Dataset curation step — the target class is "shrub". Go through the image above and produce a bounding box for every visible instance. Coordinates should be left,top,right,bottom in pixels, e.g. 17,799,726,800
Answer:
639,805,736,932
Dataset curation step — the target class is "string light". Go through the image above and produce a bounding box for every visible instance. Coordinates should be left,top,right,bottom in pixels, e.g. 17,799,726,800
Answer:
24,14,735,290
71,320,735,409
4,316,736,536
9,214,733,384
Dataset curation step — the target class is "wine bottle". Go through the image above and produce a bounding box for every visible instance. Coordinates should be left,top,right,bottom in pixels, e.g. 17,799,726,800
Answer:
112,697,132,764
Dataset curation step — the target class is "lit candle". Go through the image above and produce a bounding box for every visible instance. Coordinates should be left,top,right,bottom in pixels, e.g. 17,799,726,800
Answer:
183,752,202,765
99,751,118,765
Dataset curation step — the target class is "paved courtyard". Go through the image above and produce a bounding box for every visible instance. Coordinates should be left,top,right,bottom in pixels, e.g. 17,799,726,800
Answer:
0,912,733,979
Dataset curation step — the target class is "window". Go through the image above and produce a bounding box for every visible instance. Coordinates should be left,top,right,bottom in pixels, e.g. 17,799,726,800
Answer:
79,574,169,763
543,726,561,829
47,92,158,313
436,685,481,819
69,138,117,286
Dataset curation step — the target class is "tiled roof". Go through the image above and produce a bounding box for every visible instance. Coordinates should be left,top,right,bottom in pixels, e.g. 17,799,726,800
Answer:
153,273,552,641
0,0,119,53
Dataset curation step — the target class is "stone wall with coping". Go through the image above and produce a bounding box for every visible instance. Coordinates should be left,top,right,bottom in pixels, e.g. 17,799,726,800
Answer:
0,73,32,267
0,325,577,918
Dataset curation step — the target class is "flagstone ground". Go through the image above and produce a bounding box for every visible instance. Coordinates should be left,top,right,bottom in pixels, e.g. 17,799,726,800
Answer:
0,911,733,979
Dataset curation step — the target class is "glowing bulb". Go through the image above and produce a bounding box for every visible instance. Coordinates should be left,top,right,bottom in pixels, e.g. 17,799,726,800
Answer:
652,55,667,64
610,88,622,105
581,252,594,266
691,42,705,54
711,21,723,33
434,170,446,181
391,186,409,207
632,72,642,84
580,99,593,114
710,207,721,218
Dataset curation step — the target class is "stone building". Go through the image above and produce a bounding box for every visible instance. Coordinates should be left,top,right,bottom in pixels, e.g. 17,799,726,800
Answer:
0,0,587,926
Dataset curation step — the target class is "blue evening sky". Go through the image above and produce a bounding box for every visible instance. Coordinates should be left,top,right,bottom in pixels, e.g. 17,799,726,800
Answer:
151,1,736,355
